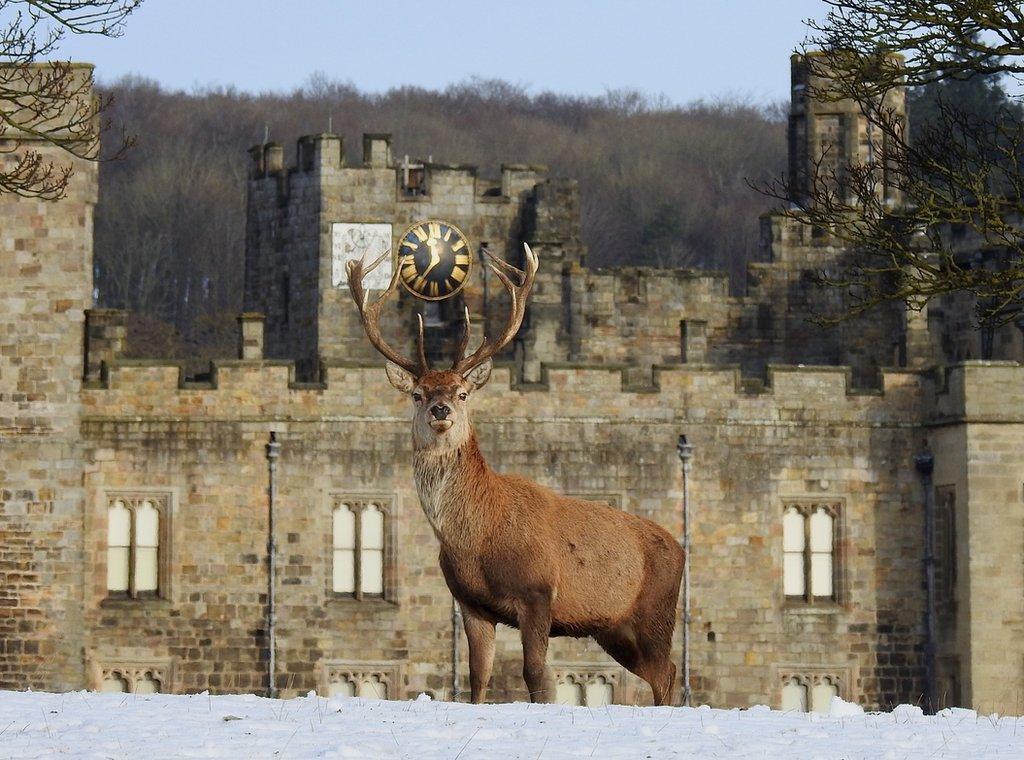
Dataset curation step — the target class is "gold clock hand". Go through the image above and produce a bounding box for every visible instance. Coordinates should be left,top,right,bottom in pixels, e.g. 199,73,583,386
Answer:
422,240,441,277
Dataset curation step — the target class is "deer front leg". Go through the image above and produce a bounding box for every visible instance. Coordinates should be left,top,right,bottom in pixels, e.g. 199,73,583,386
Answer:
519,592,556,703
462,606,496,704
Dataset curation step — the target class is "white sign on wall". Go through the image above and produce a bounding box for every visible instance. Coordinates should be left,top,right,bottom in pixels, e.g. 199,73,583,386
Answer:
331,222,393,289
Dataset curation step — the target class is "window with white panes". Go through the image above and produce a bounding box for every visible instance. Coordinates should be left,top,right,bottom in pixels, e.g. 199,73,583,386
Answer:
331,498,390,600
96,663,168,694
780,672,841,714
105,493,169,599
321,664,398,700
553,669,618,707
783,501,840,603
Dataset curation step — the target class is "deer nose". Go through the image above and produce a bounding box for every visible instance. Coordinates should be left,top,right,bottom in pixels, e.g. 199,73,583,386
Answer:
430,404,450,421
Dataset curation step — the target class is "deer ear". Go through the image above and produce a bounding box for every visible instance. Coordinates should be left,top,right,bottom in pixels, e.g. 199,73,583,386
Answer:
462,359,492,390
385,361,417,393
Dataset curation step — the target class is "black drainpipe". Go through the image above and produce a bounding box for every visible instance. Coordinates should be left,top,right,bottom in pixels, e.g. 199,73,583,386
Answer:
914,447,936,713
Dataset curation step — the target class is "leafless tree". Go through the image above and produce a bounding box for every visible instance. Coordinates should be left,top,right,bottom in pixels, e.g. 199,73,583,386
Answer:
0,0,139,199
761,0,1024,325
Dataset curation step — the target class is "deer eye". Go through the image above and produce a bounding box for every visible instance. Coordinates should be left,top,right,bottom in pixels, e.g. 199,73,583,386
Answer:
412,392,422,402
458,392,468,401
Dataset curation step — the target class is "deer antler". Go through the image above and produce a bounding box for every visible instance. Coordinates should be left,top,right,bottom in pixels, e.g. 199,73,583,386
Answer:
452,243,538,375
346,249,429,377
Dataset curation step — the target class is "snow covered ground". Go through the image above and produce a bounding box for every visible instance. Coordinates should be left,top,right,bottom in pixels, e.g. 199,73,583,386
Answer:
0,690,1022,759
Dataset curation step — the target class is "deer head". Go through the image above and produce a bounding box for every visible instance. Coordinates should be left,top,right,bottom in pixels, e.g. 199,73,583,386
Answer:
346,244,538,451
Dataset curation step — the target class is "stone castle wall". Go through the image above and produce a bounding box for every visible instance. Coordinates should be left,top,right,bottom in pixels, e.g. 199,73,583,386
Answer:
4,54,1024,716
76,352,947,708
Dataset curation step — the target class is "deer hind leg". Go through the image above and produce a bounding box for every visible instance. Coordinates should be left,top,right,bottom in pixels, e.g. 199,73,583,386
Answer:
462,606,496,704
597,619,676,706
636,645,676,706
632,572,683,706
519,593,556,703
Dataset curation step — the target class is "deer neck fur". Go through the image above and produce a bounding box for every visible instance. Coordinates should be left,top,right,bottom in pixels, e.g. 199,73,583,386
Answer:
412,426,495,547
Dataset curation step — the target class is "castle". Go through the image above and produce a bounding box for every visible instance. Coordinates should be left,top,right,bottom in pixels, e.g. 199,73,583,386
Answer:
2,55,1023,714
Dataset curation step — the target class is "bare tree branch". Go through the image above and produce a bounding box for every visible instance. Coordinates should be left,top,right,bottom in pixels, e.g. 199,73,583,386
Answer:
759,1,1024,326
0,0,139,198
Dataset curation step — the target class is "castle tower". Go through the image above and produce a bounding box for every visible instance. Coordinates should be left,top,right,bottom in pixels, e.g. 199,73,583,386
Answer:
244,133,577,378
788,52,905,207
0,64,97,689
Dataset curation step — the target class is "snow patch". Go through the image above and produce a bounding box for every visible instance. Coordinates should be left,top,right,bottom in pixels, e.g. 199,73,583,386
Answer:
0,690,1020,759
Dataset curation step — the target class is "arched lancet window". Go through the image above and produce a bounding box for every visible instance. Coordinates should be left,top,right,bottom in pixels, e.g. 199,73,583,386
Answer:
327,678,357,698
809,509,834,599
107,501,131,594
781,676,807,712
134,671,161,695
783,502,840,603
556,676,583,706
360,506,385,596
811,676,838,714
134,501,159,594
332,505,356,595
783,507,806,598
100,671,129,694
584,676,614,707
331,499,389,600
105,494,167,599
358,674,387,700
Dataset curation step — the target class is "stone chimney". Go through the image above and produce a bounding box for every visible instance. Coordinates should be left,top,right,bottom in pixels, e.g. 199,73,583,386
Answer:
362,133,392,168
84,308,127,381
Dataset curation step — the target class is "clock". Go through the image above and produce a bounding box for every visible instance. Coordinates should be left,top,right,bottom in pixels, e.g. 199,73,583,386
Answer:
396,219,472,300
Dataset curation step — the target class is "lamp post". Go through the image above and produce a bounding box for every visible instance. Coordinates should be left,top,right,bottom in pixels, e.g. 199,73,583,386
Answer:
677,434,694,707
266,431,281,699
914,447,936,714
451,600,463,701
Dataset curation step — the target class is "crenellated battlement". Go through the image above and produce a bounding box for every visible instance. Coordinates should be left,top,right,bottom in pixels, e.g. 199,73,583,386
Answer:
929,361,1024,422
246,132,549,205
83,355,929,425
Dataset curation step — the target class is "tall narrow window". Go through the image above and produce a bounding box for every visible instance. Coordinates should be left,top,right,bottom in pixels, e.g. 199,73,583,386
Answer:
360,505,385,596
782,502,840,604
783,507,806,598
107,501,131,594
808,509,834,599
134,500,160,594
331,498,390,600
935,486,957,609
105,493,169,599
332,505,356,595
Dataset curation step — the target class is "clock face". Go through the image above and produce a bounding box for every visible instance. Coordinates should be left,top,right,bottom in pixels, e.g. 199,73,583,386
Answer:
396,220,472,300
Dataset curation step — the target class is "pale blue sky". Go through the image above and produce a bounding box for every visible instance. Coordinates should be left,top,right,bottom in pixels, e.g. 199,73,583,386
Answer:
56,0,826,104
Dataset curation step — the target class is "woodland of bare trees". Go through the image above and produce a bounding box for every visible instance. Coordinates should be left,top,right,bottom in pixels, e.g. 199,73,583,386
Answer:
92,77,787,360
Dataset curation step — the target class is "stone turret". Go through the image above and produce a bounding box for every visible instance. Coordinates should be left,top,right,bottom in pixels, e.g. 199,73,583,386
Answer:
0,63,97,690
244,133,558,379
788,52,905,207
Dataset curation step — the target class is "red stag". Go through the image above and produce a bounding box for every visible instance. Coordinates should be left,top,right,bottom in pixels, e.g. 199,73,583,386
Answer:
347,245,684,705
